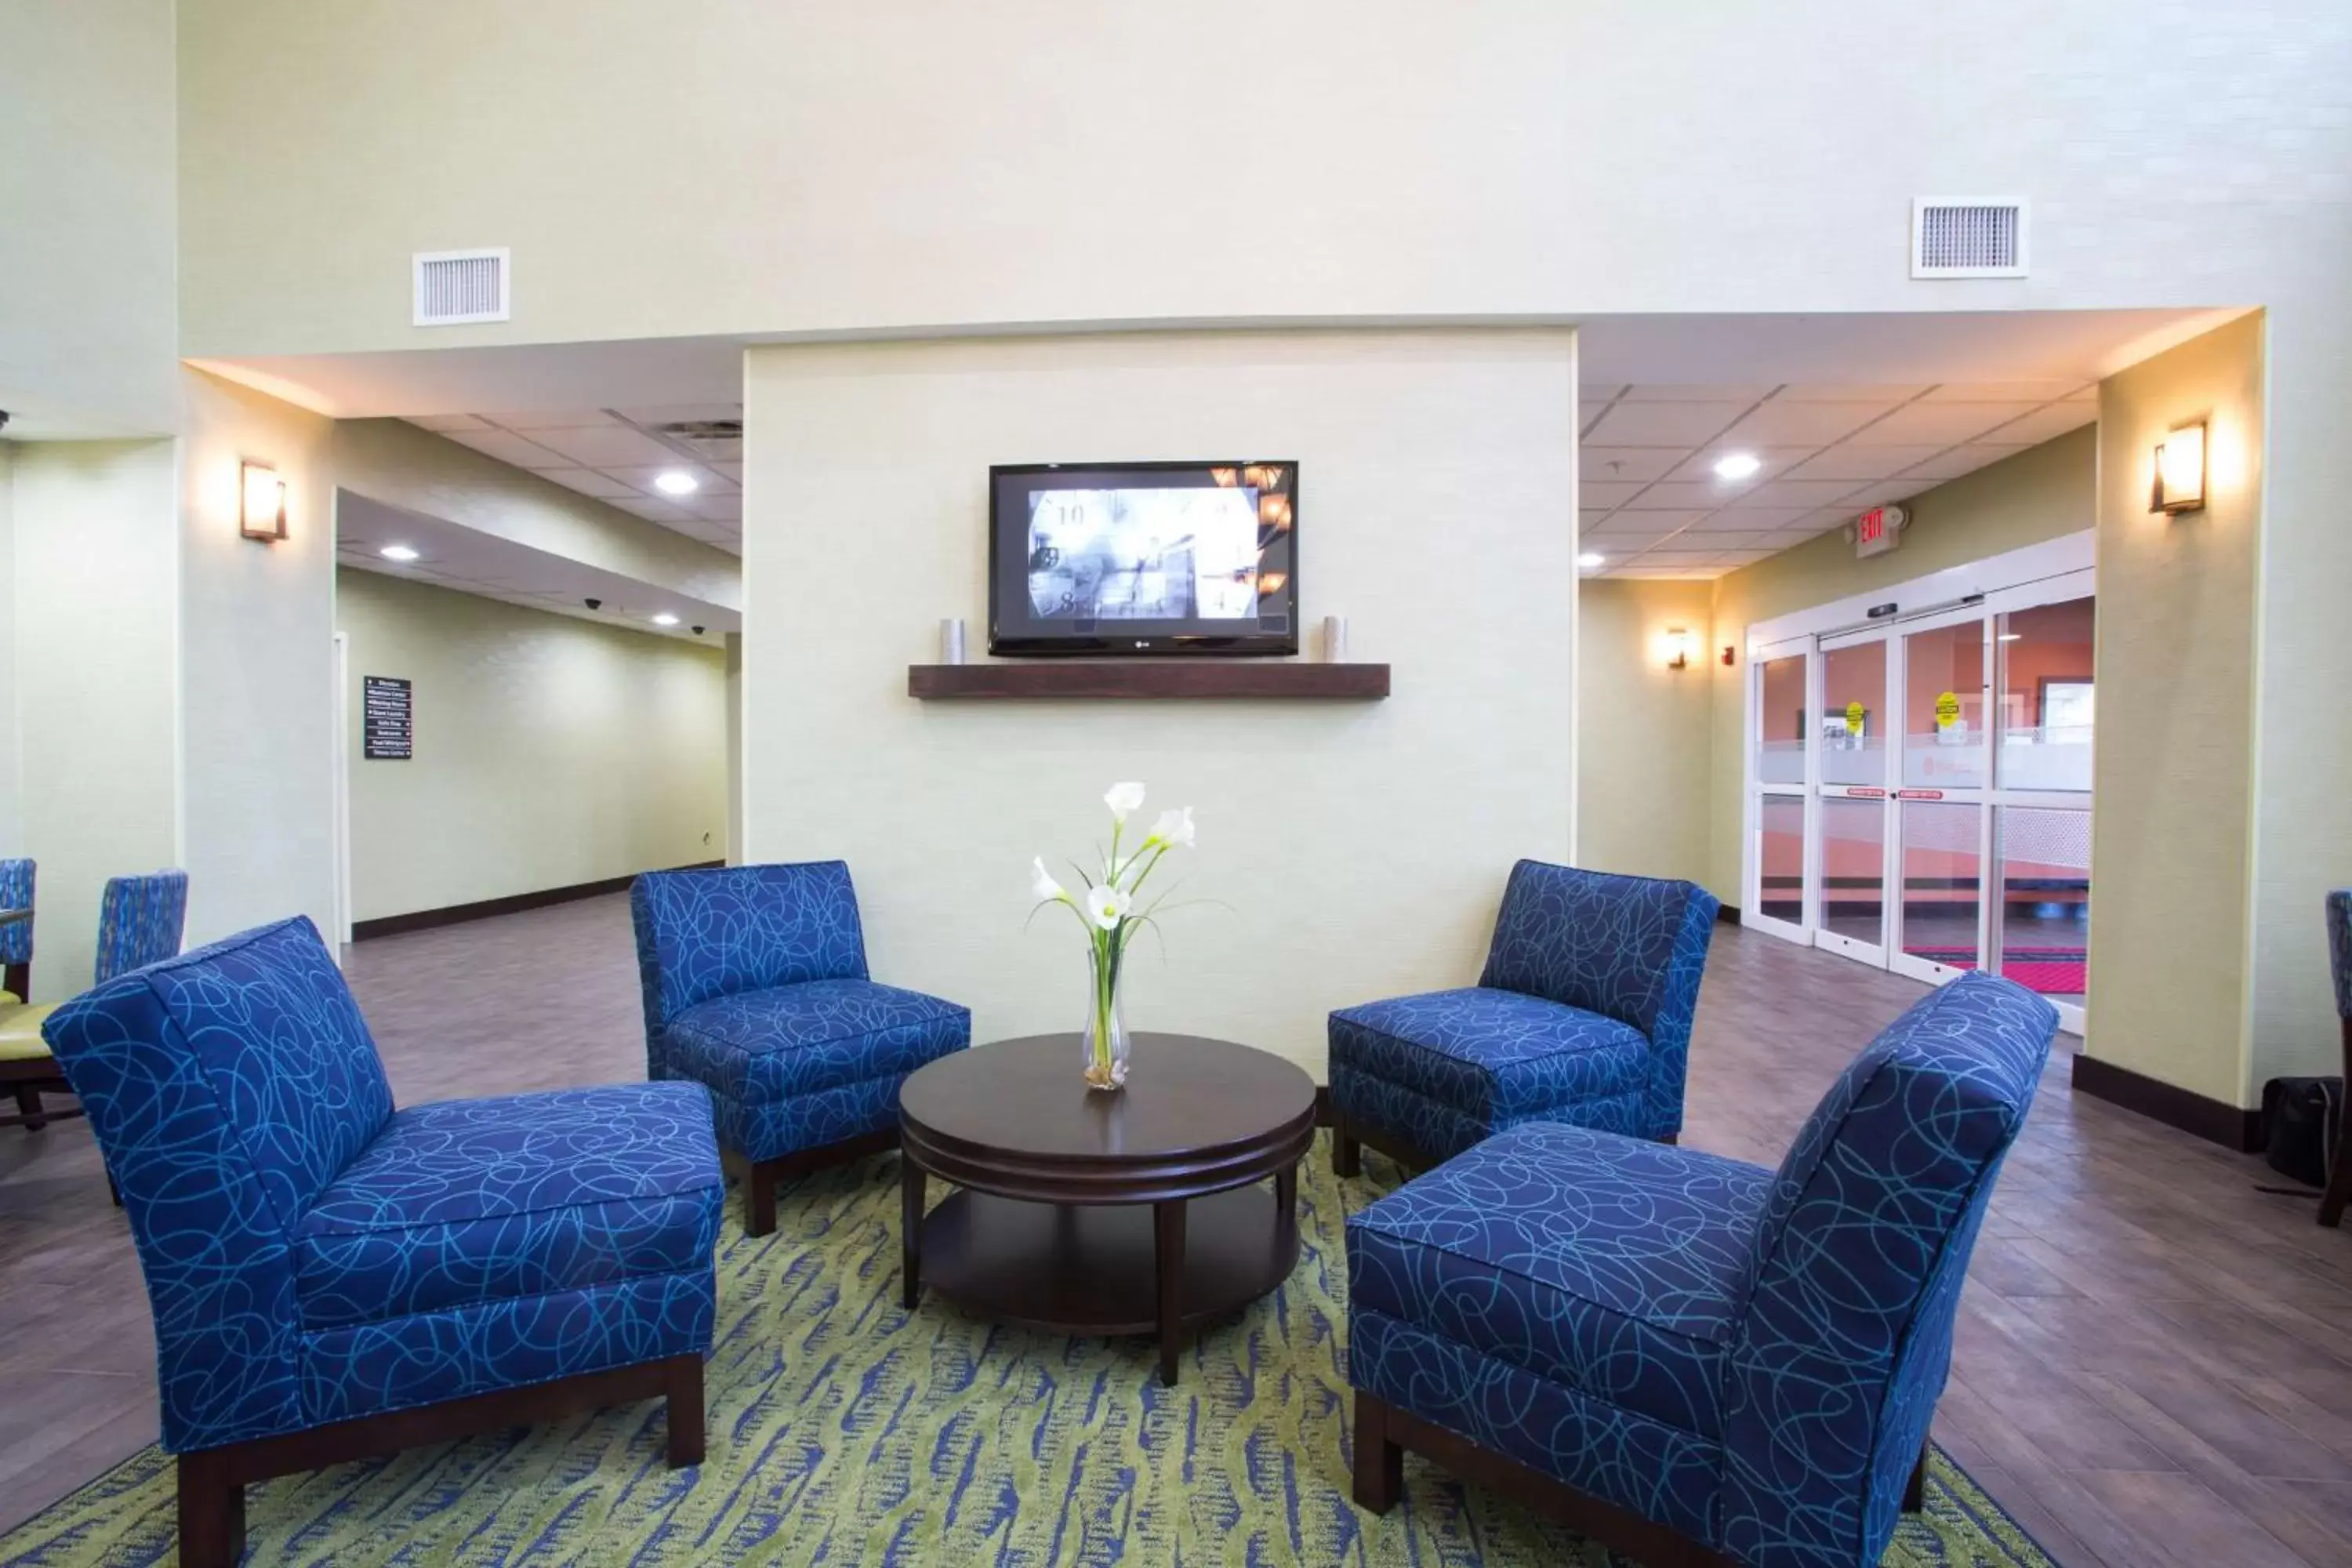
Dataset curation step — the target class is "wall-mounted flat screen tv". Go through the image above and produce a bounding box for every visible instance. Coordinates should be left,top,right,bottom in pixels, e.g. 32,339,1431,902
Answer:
989,460,1298,656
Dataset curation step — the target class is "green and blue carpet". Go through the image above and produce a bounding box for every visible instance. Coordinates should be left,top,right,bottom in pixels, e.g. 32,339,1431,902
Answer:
1,1134,2053,1566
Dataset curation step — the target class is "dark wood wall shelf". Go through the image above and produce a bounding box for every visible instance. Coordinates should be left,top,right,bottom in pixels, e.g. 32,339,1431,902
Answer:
909,662,1390,701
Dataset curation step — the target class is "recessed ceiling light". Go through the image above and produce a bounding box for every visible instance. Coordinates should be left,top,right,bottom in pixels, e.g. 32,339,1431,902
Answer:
379,544,420,562
1577,552,1606,569
653,470,699,495
1713,452,1762,481
652,612,681,626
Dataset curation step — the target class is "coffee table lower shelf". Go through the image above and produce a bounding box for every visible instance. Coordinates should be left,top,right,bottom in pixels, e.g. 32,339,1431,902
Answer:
913,1185,1298,1370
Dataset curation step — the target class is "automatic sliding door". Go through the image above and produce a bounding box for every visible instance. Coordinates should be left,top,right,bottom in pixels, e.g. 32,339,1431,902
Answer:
1746,641,1814,943
1815,632,1890,963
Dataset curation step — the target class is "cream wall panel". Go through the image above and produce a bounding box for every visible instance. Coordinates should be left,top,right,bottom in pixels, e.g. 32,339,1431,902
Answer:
742,329,1577,1080
0,445,19,853
336,569,728,923
1704,429,2098,898
2085,315,2263,1106
9,441,181,1000
0,2,177,434
178,368,339,949
1577,579,1715,889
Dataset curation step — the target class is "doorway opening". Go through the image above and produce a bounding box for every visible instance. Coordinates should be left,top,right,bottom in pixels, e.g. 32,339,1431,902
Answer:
1743,536,2092,1034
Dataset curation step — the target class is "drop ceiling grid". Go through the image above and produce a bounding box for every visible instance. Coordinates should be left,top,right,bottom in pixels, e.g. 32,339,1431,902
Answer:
1580,380,2092,579
407,405,746,544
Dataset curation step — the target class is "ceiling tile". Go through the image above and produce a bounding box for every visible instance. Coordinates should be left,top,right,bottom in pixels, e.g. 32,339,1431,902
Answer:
1581,481,1645,510
1918,381,2089,403
442,428,572,468
1836,479,1935,510
1577,384,1628,405
711,462,744,482
1773,384,1932,402
1583,402,1750,446
1718,401,1895,447
1729,478,1871,510
615,404,745,425
1782,445,1947,482
601,463,734,498
406,413,488,432
1582,448,1685,483
537,467,641,500
486,409,622,431
689,495,742,524
1622,481,1733,510
1679,528,1780,547
1625,549,1724,566
1698,506,1812,530
1849,401,2041,446
1588,509,1705,535
1897,445,2031,482
1974,402,2096,445
1617,385,1775,403
521,424,683,467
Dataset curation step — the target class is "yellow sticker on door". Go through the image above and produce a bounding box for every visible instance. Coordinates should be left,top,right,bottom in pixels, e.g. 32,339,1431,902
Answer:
1935,690,1961,729
1845,699,1865,735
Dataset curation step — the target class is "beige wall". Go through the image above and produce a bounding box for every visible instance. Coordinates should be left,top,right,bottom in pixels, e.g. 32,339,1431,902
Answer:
0,444,17,853
742,328,1578,1080
2085,315,2264,1105
8,441,182,1000
1577,579,1714,888
178,368,339,949
330,419,741,610
0,2,177,435
336,568,728,923
1704,429,2098,898
177,3,2345,355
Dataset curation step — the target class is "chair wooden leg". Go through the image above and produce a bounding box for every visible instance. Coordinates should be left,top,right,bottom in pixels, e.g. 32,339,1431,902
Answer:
1333,1116,1362,1178
1352,1392,1403,1513
665,1354,705,1468
2321,1018,2352,1228
1903,1439,1929,1512
10,1084,46,1133
745,1162,778,1239
177,1449,246,1568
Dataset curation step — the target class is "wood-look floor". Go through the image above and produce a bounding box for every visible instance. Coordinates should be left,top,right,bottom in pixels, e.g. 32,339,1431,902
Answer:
3,898,2350,1566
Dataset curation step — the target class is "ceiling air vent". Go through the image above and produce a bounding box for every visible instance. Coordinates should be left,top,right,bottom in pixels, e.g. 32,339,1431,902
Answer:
412,248,510,326
1911,200,2027,278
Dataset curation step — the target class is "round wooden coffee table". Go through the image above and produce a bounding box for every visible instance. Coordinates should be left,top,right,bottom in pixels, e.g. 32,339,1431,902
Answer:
898,1033,1317,1385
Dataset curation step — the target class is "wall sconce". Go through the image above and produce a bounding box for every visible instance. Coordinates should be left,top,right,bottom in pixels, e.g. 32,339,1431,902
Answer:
2150,422,2206,514
1664,627,1693,670
240,460,287,541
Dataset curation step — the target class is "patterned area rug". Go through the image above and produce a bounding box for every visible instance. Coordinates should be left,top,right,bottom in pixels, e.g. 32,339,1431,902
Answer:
1,1134,2053,1566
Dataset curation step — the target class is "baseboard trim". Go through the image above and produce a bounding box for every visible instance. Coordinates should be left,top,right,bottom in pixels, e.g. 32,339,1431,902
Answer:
351,861,725,942
1315,1086,1332,1127
1715,902,1740,925
2071,1053,2262,1152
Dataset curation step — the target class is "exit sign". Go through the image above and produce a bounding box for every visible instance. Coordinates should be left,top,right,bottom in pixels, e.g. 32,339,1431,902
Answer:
1855,503,1908,559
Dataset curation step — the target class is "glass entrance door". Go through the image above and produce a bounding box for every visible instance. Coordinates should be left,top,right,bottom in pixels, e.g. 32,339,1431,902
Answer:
1746,637,1813,943
1889,604,1991,988
1815,628,1892,963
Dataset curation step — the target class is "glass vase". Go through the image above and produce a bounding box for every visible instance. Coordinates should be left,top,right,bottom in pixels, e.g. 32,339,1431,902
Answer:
1082,942,1130,1091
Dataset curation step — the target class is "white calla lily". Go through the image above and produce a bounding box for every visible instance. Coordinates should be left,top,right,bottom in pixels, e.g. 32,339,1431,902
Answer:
1083,883,1131,931
1144,806,1196,851
1103,781,1147,822
1031,856,1071,905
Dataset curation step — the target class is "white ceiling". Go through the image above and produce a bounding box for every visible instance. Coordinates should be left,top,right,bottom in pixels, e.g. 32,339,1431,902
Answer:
403,405,743,555
336,492,740,638
1577,380,2096,579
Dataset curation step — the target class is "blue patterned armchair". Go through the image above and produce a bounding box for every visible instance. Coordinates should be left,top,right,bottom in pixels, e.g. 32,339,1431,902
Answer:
1330,860,1719,1174
1347,971,2059,1568
2,868,186,1137
632,861,971,1236
41,915,722,1568
0,856,31,1004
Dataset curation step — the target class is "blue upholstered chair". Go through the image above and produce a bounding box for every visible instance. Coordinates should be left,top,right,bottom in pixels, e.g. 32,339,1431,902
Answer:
631,861,971,1236
2318,891,2352,1228
41,915,722,1568
1330,860,1719,1174
1346,971,2060,1568
0,857,31,1004
2,868,186,1135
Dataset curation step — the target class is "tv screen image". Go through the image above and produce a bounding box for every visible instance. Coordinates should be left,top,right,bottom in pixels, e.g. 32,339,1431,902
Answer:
990,461,1298,656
